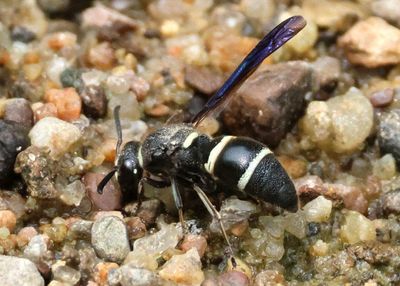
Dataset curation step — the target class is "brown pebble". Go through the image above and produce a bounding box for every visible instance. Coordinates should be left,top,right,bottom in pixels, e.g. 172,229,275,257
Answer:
16,226,38,247
180,234,207,258
94,262,119,286
80,85,108,119
125,216,146,240
230,220,249,237
4,98,34,127
0,210,17,232
218,271,250,286
83,172,122,211
145,103,170,117
87,42,116,70
369,88,394,107
185,65,224,95
45,88,82,121
278,155,308,179
294,176,328,204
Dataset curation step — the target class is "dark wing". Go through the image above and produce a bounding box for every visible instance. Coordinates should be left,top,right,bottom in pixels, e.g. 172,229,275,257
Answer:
191,15,306,126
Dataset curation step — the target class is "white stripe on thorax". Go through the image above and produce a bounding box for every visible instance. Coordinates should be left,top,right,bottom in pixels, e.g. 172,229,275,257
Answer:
237,148,272,191
204,136,234,175
182,132,199,148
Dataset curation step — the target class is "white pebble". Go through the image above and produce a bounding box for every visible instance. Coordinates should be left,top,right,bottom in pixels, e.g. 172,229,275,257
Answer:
303,196,332,223
29,117,81,158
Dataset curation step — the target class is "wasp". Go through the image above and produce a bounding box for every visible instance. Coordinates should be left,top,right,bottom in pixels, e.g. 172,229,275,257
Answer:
98,16,306,257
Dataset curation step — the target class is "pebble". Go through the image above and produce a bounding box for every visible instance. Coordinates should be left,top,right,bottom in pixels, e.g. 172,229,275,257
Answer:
4,98,34,127
124,223,182,270
371,0,400,27
207,33,260,72
222,61,312,147
300,88,373,153
46,56,70,85
210,197,258,234
59,180,86,207
217,271,249,286
340,211,376,244
29,117,81,158
369,88,394,107
277,155,307,179
179,234,207,258
310,239,329,256
380,189,400,216
10,26,36,43
184,65,224,95
23,234,49,263
372,154,396,180
68,219,92,239
83,172,122,211
0,255,44,286
130,199,161,226
125,217,146,240
294,175,327,203
94,262,119,286
91,216,130,263
339,17,400,67
283,212,306,239
253,270,286,286
32,103,58,122
303,196,332,223
0,210,17,232
51,261,81,285
80,85,107,119
17,227,38,247
328,183,369,214
378,109,400,165
311,56,341,92
60,68,84,92
118,265,163,286
14,146,58,198
159,248,204,286
81,3,138,29
87,42,116,70
0,120,30,185
45,88,82,122
40,223,67,243
145,103,170,117
303,0,366,31
45,32,77,51
0,191,26,219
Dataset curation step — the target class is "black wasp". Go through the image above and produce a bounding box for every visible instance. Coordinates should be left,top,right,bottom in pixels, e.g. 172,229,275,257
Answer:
98,16,306,256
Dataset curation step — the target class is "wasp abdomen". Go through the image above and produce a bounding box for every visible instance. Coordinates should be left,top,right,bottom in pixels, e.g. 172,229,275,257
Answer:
205,136,298,211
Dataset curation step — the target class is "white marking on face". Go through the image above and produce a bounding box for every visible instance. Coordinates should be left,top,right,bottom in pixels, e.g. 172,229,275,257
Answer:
237,148,272,191
182,132,199,148
133,168,137,174
138,146,143,167
204,136,234,175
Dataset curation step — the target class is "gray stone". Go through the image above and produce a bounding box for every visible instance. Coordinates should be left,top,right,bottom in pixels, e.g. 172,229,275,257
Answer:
0,255,44,286
222,61,312,147
119,265,163,286
378,109,400,165
91,216,130,262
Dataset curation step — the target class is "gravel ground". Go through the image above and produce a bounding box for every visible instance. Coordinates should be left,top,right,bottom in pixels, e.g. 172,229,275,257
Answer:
0,0,400,285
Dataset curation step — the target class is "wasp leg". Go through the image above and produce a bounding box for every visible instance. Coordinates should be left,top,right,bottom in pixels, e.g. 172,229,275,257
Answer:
171,177,186,232
193,185,236,268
